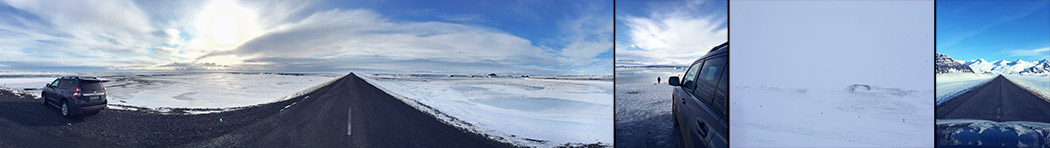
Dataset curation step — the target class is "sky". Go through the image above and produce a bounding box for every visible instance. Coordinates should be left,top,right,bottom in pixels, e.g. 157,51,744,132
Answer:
614,0,727,66
937,0,1050,62
731,0,933,91
0,0,612,74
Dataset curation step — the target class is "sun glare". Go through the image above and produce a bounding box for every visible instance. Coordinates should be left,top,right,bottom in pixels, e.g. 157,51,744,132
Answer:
211,14,238,45
195,0,257,46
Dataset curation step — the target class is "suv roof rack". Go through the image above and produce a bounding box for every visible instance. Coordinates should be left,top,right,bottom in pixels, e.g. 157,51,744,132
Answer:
60,76,100,80
709,42,728,53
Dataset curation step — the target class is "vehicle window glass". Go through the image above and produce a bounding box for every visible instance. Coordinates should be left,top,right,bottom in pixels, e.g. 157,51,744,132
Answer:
716,66,729,117
59,80,74,89
697,57,725,89
50,80,60,87
682,61,704,90
80,81,104,91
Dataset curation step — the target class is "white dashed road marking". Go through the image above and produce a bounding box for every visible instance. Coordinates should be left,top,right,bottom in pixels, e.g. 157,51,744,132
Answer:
352,107,356,135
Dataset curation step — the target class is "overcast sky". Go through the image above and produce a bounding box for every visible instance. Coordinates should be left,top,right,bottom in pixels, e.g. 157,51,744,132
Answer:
614,0,727,66
731,0,933,91
0,0,612,74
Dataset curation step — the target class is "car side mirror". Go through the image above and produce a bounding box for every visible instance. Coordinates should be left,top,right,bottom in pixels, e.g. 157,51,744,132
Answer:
668,76,680,86
45,84,51,88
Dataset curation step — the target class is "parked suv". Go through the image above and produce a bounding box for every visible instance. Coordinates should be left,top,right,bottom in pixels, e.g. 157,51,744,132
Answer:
669,42,728,148
41,76,107,117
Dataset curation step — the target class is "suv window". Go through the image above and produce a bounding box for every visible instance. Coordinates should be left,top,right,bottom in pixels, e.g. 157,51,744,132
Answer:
682,60,704,90
697,57,725,89
80,81,104,91
691,56,725,106
714,65,729,117
50,80,60,88
59,79,75,89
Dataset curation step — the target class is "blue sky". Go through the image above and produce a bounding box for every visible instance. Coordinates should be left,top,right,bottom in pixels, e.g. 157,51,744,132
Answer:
937,0,1050,62
615,0,727,66
0,0,612,74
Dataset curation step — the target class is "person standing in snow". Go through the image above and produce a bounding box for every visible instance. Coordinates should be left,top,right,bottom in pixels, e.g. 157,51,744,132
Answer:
657,77,661,84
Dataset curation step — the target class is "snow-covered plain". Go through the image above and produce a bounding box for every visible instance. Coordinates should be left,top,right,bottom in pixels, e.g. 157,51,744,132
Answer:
1005,74,1050,99
0,71,340,113
359,73,612,147
613,67,683,147
935,73,996,105
731,85,934,147
102,73,338,109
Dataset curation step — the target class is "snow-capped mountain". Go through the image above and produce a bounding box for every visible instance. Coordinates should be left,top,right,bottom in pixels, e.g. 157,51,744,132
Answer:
962,58,1049,74
936,53,974,74
1020,59,1050,74
966,59,994,73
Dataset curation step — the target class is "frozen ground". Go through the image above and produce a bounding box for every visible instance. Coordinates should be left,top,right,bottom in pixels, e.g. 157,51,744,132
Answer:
613,67,684,147
936,73,996,105
0,71,340,113
731,85,933,147
359,73,613,147
1005,74,1050,99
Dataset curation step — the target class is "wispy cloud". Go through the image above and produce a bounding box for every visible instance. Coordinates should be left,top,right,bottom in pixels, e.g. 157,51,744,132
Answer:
616,1,726,66
1007,47,1050,59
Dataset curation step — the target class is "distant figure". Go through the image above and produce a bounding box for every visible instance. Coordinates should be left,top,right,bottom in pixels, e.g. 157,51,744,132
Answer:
657,77,661,84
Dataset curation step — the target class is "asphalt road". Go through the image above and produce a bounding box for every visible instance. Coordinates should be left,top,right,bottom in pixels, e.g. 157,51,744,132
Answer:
936,75,1050,122
0,73,513,147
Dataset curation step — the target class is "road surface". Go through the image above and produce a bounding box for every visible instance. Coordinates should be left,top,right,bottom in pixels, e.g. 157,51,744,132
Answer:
936,75,1050,122
0,73,513,147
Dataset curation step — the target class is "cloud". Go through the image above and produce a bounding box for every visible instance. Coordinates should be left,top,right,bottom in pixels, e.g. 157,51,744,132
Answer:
439,14,483,22
195,9,563,73
557,3,613,67
0,0,166,67
1007,47,1050,59
0,0,610,74
616,1,726,65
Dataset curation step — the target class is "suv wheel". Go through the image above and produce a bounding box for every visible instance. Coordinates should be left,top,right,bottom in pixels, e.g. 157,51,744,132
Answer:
61,101,72,117
40,93,47,105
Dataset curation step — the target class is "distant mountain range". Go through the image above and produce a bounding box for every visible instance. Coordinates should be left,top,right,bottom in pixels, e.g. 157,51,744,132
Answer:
937,53,1049,74
935,53,975,74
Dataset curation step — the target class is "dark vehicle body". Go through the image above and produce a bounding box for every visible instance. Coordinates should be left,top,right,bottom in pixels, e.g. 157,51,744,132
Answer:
669,42,728,148
41,76,107,117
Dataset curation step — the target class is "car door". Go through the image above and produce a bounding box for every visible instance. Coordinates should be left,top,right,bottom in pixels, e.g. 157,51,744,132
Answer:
684,56,726,148
44,79,60,101
709,60,729,148
57,79,74,100
674,60,704,147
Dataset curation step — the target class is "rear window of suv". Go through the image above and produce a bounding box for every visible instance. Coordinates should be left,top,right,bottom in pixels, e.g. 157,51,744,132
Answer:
80,81,105,91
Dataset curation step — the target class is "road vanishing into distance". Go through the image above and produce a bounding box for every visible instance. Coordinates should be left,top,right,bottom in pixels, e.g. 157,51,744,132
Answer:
936,75,1050,123
0,73,512,147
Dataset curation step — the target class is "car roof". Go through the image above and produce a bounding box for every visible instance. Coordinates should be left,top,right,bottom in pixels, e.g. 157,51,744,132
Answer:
690,42,728,65
59,76,102,81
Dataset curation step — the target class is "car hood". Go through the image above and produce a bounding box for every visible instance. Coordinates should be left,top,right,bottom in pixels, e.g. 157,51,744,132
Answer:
937,119,1050,147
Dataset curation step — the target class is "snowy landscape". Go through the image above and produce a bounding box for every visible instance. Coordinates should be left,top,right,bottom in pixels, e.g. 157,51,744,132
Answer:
0,71,341,113
731,85,934,147
1,71,617,147
359,73,613,147
613,66,685,147
935,53,1050,102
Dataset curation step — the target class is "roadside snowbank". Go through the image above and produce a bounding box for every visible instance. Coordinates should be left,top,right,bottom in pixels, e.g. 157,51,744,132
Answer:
1005,74,1050,99
936,73,996,105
